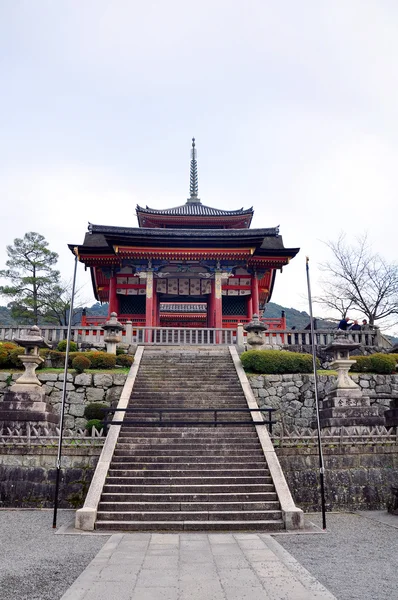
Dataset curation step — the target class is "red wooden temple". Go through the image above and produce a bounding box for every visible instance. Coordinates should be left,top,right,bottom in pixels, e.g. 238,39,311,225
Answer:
70,140,299,331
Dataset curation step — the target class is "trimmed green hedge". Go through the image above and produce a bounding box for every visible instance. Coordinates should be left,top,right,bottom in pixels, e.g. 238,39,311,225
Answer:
350,353,397,374
116,354,134,367
84,402,109,420
72,355,91,373
0,343,24,368
57,340,78,352
241,350,319,374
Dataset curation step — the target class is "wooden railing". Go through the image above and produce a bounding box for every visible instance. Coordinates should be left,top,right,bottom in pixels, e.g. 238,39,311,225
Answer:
0,325,391,349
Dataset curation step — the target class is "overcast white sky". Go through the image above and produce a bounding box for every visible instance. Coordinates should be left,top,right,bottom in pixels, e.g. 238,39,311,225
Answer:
0,1,396,331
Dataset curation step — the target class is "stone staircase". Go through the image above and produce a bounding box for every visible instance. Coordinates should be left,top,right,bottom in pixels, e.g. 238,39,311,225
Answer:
95,347,284,531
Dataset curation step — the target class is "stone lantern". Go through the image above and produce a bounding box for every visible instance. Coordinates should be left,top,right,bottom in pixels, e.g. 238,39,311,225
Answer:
325,331,360,390
0,326,58,432
317,331,383,430
102,312,124,354
244,314,268,349
13,325,51,386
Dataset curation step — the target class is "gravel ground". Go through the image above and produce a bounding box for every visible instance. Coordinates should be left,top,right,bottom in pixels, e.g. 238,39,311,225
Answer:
275,512,398,600
0,510,108,600
1,510,397,600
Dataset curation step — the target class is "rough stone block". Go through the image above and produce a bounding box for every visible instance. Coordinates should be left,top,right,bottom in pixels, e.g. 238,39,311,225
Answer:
86,388,105,402
69,403,85,417
54,382,75,391
113,373,128,386
58,373,73,382
74,373,92,386
105,386,123,405
38,373,58,382
94,374,113,388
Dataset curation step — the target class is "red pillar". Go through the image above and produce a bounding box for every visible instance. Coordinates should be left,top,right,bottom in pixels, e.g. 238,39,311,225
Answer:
108,275,118,316
251,273,259,316
153,289,159,327
214,272,222,330
207,283,214,328
145,271,154,328
247,297,253,321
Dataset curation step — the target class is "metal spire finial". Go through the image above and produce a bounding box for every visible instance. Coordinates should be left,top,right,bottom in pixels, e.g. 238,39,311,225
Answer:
187,137,201,203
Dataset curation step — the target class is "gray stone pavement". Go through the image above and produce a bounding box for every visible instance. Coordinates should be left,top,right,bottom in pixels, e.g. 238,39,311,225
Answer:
60,532,336,600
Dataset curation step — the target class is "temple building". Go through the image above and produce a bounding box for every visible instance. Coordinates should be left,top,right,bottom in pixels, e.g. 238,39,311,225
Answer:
70,140,299,330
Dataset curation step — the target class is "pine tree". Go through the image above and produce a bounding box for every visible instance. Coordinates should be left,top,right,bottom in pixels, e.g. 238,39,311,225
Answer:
0,232,60,325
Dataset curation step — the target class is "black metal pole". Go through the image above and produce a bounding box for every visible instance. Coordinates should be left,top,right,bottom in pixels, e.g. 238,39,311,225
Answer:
306,257,327,530
52,251,78,529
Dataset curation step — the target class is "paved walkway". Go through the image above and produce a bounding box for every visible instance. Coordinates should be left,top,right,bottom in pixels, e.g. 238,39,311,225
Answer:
60,532,336,600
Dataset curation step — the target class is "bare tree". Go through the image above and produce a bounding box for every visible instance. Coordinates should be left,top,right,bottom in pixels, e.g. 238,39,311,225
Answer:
40,280,90,326
317,233,398,327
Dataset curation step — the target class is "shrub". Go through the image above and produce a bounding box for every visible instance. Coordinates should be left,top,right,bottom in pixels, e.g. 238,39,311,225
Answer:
72,355,91,373
1,342,18,350
86,351,116,369
0,349,9,367
241,349,318,374
48,350,66,368
85,419,103,433
116,346,126,355
8,347,24,368
351,353,396,374
84,402,109,421
57,340,78,352
116,354,134,367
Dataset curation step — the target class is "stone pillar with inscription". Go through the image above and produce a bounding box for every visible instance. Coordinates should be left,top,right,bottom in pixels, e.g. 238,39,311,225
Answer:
317,333,384,430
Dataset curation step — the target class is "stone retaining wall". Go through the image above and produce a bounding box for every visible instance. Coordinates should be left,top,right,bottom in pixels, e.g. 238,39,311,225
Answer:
0,372,128,431
248,373,398,431
0,446,101,508
276,445,398,512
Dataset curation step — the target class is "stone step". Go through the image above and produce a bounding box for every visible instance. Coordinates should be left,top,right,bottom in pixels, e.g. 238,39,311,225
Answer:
94,519,284,532
100,491,278,503
96,510,282,522
105,475,272,485
107,468,270,478
113,448,265,457
130,391,245,397
115,439,262,448
109,460,267,469
118,426,256,434
117,430,259,439
111,455,265,464
98,501,280,512
102,483,274,494
115,440,261,448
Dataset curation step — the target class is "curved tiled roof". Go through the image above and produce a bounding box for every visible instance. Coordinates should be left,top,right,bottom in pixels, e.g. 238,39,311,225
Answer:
136,203,253,217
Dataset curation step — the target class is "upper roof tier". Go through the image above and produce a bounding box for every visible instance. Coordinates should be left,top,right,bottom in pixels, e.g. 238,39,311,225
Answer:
136,202,254,229
136,138,254,229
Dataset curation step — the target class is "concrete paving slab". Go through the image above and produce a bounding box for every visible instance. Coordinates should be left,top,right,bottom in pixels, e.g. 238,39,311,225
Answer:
59,532,337,600
131,587,178,600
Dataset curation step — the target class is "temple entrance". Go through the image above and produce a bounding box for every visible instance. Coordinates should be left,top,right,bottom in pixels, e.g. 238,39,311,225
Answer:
158,295,209,328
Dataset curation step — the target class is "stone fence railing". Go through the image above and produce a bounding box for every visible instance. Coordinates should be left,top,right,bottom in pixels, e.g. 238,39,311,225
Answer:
0,325,392,349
